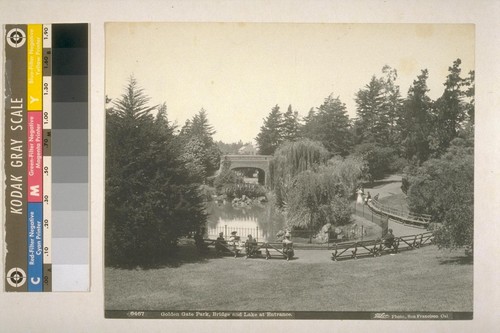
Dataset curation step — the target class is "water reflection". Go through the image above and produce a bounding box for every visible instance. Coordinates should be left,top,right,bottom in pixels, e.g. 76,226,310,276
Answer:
205,201,284,242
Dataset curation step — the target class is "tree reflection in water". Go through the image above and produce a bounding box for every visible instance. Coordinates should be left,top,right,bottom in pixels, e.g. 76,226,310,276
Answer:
205,201,285,242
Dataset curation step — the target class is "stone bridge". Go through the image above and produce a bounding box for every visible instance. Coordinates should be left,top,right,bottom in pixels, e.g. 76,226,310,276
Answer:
220,155,273,185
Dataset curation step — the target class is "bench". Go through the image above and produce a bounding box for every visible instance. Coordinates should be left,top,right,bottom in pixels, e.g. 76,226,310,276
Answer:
202,239,277,259
331,239,387,261
260,242,294,260
331,232,434,261
202,238,243,258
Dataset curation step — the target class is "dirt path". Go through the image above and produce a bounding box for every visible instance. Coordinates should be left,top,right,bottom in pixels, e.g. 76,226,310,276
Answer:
363,174,404,199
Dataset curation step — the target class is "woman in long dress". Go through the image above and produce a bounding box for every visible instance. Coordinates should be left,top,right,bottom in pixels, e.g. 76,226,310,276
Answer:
356,188,364,204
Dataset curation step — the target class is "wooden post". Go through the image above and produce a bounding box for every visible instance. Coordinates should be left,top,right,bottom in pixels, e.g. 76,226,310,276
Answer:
225,225,227,238
256,226,259,241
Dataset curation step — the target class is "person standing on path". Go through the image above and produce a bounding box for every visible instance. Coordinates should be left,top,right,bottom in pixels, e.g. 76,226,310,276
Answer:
356,187,364,204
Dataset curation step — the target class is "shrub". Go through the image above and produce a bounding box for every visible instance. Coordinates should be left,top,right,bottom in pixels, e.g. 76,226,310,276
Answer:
405,138,473,251
223,183,267,199
353,142,397,181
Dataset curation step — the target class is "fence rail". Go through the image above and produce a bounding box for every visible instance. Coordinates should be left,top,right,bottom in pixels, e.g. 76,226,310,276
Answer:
207,225,261,241
368,198,431,228
331,231,434,261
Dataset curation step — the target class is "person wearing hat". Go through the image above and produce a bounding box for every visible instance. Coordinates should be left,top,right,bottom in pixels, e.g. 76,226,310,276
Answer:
229,231,240,242
215,232,226,256
228,231,241,256
282,233,294,260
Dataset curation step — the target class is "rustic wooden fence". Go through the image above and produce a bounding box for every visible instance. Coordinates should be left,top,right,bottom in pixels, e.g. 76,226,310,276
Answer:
367,198,431,228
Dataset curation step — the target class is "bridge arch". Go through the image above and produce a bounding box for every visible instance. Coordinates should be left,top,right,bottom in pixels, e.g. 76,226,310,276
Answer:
220,155,273,186
231,166,266,185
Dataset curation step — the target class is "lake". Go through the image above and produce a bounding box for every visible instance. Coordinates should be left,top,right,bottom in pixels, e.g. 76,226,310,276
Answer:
205,200,285,242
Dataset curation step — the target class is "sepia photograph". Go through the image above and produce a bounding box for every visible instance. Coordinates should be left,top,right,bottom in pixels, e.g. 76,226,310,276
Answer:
104,22,474,319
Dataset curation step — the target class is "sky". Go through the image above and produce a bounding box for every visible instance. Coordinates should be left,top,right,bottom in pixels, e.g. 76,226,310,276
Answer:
106,23,474,143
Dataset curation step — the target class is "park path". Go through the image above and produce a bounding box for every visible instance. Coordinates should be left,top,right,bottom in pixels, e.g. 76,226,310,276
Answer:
361,174,423,236
364,174,404,199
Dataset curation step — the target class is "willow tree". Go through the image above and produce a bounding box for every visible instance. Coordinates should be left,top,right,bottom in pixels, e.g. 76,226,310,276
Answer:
284,164,358,238
273,142,365,238
325,155,366,199
269,139,329,206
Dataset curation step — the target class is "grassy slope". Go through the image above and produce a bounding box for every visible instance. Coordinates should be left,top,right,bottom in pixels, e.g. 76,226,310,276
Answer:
106,243,472,312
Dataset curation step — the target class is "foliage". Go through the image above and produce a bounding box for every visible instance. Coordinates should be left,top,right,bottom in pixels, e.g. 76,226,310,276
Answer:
301,94,352,156
317,195,353,227
179,137,208,182
255,104,284,155
429,59,473,157
353,66,403,148
282,104,301,142
216,140,247,155
269,139,329,206
405,138,473,250
199,184,216,202
354,75,386,144
213,159,244,194
462,70,475,125
353,142,397,182
284,168,353,232
106,77,206,266
390,156,409,174
222,183,267,199
282,154,364,232
325,155,366,199
399,69,433,163
179,109,221,178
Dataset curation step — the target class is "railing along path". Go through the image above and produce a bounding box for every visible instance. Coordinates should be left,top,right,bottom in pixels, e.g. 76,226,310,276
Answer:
367,198,431,228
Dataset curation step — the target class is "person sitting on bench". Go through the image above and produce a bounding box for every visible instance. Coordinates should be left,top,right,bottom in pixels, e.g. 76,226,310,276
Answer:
245,234,258,257
215,232,227,256
282,233,294,260
228,231,241,255
384,229,395,248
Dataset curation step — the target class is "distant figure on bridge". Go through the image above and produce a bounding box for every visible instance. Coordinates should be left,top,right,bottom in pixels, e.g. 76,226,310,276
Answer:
356,187,364,204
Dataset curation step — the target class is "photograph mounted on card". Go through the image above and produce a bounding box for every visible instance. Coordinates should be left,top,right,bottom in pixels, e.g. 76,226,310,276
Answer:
104,22,474,319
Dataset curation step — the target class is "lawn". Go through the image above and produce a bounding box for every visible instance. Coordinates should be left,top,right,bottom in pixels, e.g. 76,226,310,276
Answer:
105,240,472,312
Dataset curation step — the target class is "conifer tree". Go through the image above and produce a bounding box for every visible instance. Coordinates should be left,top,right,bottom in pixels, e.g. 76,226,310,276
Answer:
430,59,469,156
255,105,284,155
399,69,433,163
179,108,221,178
105,77,206,266
304,94,352,156
282,104,301,142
